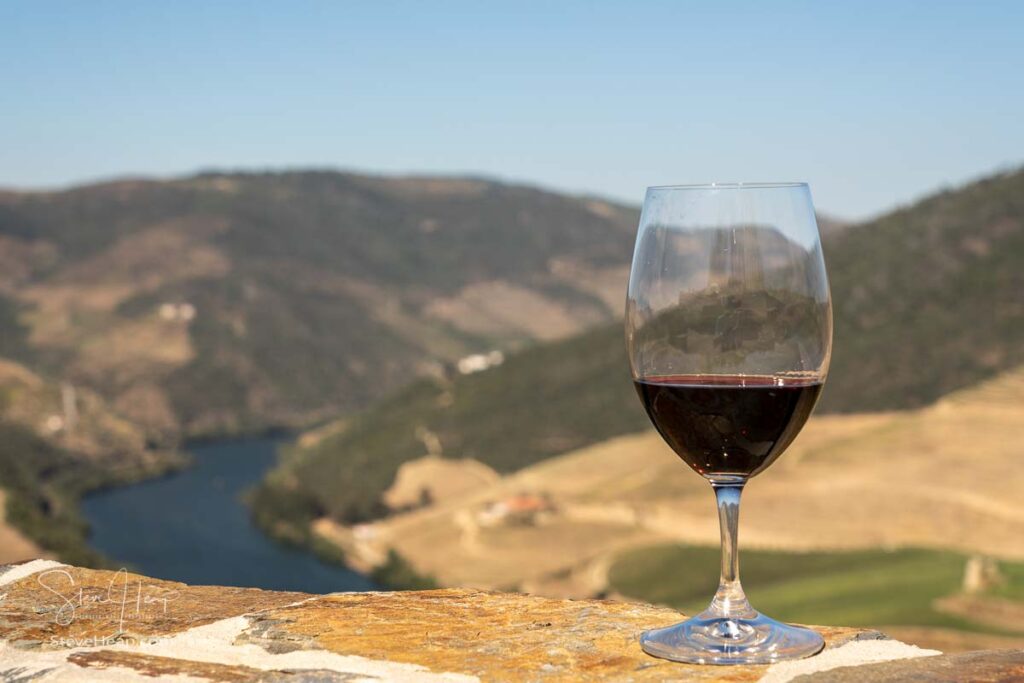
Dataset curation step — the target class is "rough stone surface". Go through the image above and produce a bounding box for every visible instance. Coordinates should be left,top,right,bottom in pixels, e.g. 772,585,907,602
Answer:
0,562,307,647
240,589,883,681
68,650,327,681
0,561,1015,681
792,648,1024,682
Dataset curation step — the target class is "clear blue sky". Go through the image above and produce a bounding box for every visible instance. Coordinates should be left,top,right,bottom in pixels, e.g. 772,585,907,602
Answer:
2,1,1022,219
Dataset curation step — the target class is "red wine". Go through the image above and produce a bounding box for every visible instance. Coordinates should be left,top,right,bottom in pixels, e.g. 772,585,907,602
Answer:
634,375,822,478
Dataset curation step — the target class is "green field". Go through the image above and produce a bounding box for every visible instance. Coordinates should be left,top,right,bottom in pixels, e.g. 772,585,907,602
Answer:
608,544,1024,635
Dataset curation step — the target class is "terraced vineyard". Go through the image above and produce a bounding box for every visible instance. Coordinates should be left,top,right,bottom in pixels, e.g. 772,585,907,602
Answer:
297,365,1024,651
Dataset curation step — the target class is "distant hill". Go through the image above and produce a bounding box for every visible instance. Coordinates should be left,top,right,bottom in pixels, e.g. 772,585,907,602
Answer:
821,169,1024,412
253,167,1024,533
0,172,639,437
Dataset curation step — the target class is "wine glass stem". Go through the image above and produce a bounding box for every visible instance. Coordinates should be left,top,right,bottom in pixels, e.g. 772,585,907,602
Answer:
708,479,755,619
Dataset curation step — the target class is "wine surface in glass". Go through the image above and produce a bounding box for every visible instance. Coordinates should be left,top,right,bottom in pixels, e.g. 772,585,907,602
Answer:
633,375,822,478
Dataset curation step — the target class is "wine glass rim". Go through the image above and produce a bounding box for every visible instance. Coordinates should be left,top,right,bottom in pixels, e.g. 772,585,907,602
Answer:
646,181,808,191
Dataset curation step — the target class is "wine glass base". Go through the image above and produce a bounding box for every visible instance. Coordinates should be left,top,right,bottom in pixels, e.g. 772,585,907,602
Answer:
640,611,824,665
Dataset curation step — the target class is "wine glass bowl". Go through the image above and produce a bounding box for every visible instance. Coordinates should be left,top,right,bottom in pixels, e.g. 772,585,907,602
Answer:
626,182,832,665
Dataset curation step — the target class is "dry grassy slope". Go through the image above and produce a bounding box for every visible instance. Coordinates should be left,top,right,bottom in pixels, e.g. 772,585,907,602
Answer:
322,365,1024,592
0,172,639,437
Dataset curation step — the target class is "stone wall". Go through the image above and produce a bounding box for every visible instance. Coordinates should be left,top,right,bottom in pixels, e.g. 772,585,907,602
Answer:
0,560,1019,682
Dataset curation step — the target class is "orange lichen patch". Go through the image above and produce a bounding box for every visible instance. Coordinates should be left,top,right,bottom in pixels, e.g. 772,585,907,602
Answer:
68,650,266,682
245,588,876,682
0,566,308,648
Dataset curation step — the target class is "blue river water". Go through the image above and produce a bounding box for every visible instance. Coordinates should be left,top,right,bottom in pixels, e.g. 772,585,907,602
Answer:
81,436,377,593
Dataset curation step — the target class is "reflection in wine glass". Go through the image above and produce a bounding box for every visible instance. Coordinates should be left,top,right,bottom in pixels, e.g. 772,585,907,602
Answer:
626,183,831,665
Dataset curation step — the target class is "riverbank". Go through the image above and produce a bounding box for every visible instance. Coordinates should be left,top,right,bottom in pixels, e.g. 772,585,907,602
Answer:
0,418,186,568
0,359,190,567
81,436,376,593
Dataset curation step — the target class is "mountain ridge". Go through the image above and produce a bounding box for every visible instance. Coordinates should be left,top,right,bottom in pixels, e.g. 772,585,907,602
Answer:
0,170,641,438
253,165,1024,535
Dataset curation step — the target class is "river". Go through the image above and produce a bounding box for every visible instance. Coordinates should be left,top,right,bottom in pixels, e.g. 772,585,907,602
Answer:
81,436,377,593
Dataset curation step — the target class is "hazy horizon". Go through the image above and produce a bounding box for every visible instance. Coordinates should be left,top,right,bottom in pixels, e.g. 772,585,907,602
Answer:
4,161,1021,224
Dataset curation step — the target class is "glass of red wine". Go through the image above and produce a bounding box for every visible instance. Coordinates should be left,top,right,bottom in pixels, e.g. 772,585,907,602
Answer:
626,182,832,665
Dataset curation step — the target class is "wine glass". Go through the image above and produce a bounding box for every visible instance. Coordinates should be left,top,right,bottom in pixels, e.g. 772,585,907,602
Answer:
625,182,832,665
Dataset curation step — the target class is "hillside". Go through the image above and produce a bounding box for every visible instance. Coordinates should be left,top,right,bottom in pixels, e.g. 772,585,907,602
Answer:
0,171,639,437
0,359,183,564
255,167,1024,535
371,365,1024,582
252,323,648,526
821,168,1024,412
302,366,1024,652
